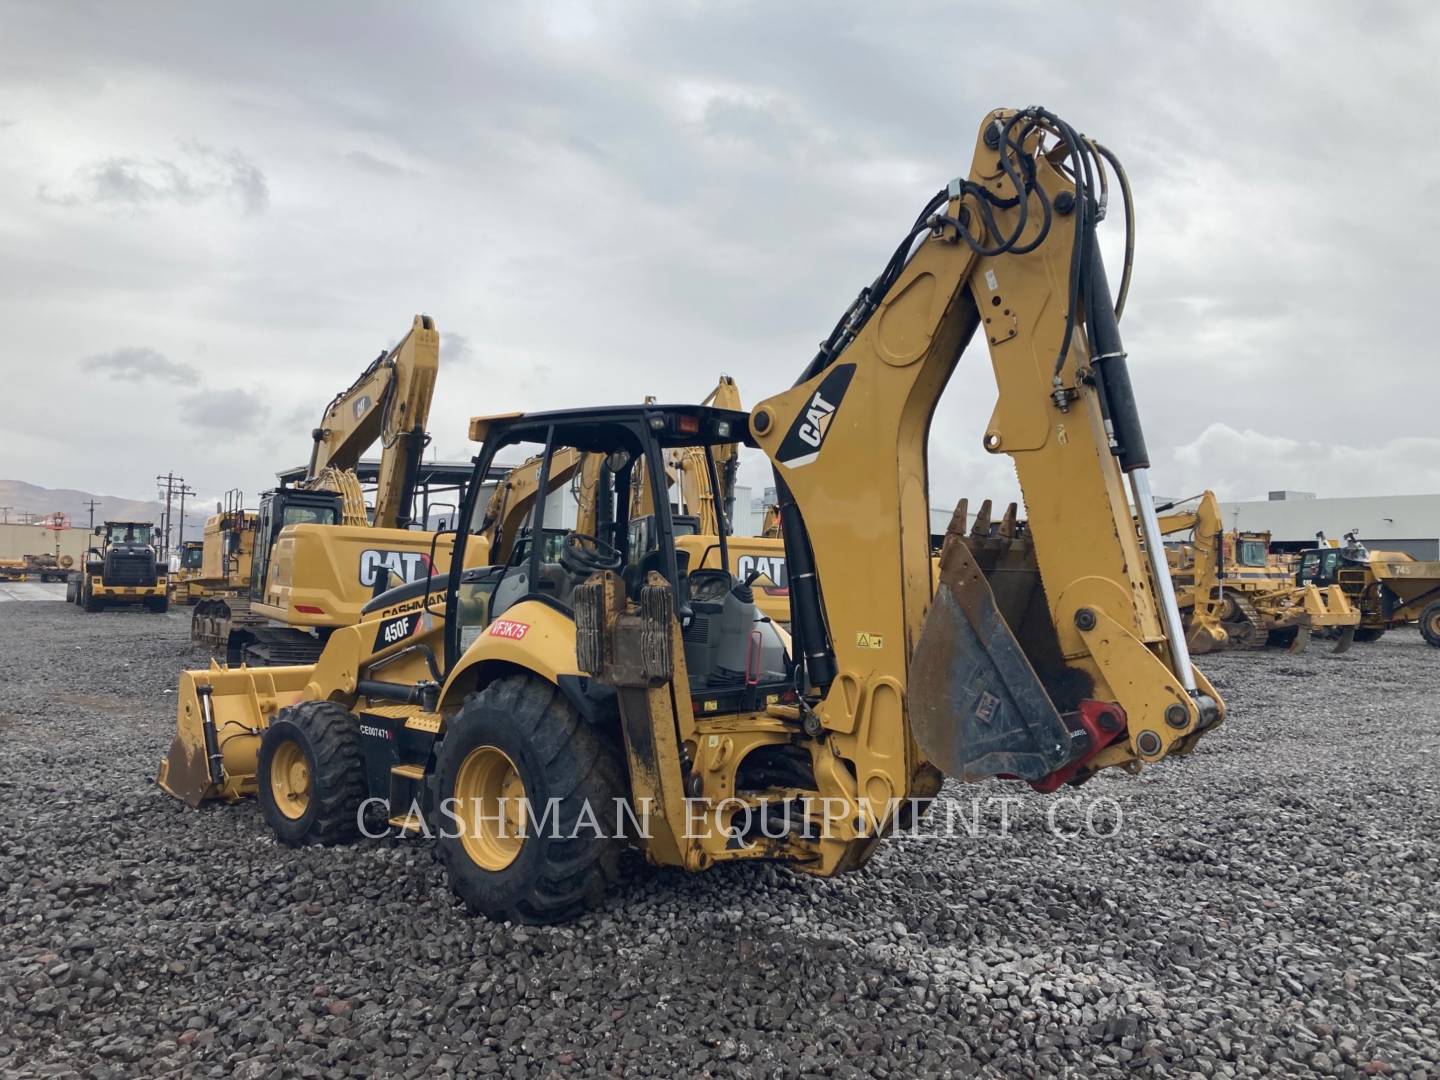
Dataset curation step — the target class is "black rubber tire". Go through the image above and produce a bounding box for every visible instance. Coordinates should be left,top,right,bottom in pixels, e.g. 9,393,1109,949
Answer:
1420,602,1440,648
145,597,169,613
434,675,626,925
1353,627,1386,643
83,588,102,613
257,701,367,846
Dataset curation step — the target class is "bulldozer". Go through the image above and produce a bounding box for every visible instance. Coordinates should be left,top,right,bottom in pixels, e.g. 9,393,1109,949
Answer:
170,541,206,602
189,316,487,665
72,521,168,612
182,496,259,616
1298,531,1440,646
159,107,1223,923
1157,492,1358,654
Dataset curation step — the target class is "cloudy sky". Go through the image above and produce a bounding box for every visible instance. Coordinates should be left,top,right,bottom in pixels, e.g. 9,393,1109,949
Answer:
3,1,1439,516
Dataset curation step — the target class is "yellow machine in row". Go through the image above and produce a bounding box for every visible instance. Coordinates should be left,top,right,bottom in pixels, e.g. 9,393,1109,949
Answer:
161,107,1223,923
1298,532,1440,646
71,521,168,612
192,316,483,665
1158,492,1358,654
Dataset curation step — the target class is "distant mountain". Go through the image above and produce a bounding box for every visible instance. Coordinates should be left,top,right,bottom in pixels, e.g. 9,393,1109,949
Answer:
0,479,209,541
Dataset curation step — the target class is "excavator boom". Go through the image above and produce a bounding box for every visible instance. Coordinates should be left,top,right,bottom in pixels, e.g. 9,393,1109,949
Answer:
307,315,439,529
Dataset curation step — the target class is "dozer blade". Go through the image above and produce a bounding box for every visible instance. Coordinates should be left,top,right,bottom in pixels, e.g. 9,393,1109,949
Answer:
1287,625,1312,654
156,664,311,807
1331,625,1356,654
910,539,1072,782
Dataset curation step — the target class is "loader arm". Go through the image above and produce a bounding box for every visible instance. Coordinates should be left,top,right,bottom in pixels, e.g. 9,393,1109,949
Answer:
307,314,440,529
751,108,1221,802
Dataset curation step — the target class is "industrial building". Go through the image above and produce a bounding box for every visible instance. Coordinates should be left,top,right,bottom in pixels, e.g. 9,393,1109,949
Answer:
0,522,91,565
1215,491,1440,560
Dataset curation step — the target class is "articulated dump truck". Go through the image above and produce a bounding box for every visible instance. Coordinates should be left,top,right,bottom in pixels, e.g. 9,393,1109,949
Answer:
159,107,1225,924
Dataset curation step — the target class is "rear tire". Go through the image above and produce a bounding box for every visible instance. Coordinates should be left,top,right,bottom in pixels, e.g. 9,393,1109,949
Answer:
1353,627,1386,643
1420,602,1440,648
257,701,367,846
434,675,626,924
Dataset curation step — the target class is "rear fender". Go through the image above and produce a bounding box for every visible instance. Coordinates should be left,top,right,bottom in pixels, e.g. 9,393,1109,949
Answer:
438,599,578,716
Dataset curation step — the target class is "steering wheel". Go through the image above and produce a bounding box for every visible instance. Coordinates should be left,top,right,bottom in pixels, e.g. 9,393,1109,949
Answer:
560,531,622,576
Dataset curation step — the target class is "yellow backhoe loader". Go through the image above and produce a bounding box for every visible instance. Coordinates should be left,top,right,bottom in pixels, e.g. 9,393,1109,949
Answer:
1157,492,1358,654
159,107,1223,923
1298,531,1440,646
189,316,484,665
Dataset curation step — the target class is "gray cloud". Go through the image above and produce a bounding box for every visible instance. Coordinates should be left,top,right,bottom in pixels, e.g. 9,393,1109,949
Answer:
179,388,269,433
39,142,269,214
82,347,197,384
1,2,1437,510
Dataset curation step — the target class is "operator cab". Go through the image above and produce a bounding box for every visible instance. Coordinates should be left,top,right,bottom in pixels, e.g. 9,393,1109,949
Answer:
447,405,790,696
249,488,344,600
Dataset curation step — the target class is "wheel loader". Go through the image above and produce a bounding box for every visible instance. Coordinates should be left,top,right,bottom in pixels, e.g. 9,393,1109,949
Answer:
1297,532,1440,646
190,316,487,665
159,107,1224,923
1157,492,1358,654
74,521,168,612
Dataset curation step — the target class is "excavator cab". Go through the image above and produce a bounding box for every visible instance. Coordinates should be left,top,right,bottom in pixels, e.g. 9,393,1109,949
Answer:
248,489,344,601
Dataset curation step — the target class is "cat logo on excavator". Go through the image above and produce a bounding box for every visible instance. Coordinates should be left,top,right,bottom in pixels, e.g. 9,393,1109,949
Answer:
775,364,854,468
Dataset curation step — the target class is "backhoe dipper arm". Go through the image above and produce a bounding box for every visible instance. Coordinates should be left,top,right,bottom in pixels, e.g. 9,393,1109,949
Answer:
676,374,742,535
1156,491,1225,618
751,108,1221,806
307,315,440,529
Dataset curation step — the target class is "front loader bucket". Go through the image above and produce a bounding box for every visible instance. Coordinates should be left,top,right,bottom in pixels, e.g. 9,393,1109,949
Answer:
910,537,1072,782
156,664,312,807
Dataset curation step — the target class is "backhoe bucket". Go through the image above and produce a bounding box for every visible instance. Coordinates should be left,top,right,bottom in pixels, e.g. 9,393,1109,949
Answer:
156,663,312,807
910,534,1072,783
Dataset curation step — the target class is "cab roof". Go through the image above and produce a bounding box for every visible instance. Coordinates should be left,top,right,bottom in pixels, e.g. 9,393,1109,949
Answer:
468,404,755,451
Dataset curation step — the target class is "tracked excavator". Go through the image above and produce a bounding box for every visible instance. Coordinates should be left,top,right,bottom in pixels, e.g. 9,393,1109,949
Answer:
1157,492,1358,654
159,107,1223,923
188,315,484,666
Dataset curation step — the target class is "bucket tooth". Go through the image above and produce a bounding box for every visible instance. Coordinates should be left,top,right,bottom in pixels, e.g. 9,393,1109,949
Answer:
999,502,1018,541
970,499,992,539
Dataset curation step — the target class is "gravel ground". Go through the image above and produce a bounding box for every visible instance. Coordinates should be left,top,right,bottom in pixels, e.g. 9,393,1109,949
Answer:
0,601,1436,1079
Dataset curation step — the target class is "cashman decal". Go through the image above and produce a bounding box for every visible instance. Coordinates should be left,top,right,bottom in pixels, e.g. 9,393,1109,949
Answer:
774,363,856,469
359,549,435,587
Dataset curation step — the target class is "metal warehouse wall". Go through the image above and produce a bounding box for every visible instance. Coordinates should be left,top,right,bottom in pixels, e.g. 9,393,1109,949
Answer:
0,524,92,563
1216,494,1440,560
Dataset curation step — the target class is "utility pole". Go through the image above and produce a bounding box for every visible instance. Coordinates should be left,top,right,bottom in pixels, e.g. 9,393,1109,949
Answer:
84,498,100,532
176,482,196,551
155,472,185,561
0,507,11,524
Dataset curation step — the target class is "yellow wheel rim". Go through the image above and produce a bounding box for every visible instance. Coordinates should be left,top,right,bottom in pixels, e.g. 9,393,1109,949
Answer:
1427,611,1440,637
453,745,527,871
269,739,312,821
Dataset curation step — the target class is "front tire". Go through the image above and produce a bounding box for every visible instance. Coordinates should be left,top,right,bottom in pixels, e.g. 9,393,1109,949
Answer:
257,701,366,846
434,675,626,924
